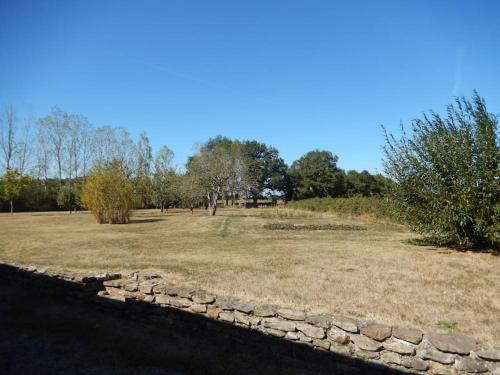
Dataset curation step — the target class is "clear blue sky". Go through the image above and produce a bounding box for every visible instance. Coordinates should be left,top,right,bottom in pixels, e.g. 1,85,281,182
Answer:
1,0,499,173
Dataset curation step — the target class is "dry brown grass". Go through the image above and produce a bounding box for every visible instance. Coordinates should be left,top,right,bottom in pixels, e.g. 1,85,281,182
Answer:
0,208,499,345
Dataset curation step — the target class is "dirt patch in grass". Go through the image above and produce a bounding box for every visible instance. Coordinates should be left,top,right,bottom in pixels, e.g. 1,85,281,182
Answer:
263,223,366,231
0,208,499,346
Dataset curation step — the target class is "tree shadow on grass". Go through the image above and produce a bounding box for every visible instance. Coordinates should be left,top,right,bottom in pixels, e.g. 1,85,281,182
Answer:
128,218,164,224
406,237,499,255
0,263,415,375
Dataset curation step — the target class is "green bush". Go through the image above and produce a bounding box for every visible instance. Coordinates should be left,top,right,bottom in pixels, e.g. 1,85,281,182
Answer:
56,186,79,213
383,92,499,249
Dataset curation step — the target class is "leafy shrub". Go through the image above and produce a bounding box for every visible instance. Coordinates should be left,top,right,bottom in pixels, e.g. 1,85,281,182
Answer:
56,186,79,213
264,222,366,231
81,161,134,224
383,92,499,249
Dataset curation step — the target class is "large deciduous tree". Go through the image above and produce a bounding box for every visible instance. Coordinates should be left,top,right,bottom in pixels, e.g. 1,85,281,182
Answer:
289,150,345,199
188,141,234,216
383,92,499,249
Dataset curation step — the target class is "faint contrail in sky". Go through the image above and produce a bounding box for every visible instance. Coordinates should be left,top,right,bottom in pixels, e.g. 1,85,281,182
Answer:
452,48,464,96
145,62,272,104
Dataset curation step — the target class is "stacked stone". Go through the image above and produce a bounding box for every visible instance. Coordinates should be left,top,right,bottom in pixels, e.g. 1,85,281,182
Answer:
9,263,500,375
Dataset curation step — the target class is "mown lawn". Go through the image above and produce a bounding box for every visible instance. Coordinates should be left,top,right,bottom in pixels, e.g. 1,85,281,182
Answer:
0,207,498,345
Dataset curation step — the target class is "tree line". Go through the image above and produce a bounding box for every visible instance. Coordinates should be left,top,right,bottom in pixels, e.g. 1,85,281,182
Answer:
0,105,389,213
0,92,498,249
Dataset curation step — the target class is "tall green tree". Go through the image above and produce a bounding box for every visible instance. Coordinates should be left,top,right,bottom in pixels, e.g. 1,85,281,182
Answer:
384,92,499,248
240,141,290,202
289,150,345,199
0,169,31,214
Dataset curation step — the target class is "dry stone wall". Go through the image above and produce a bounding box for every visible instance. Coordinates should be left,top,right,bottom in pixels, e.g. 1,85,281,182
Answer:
2,262,499,375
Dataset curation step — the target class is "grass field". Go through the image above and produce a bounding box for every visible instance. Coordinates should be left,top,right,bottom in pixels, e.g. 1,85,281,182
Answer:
0,207,498,345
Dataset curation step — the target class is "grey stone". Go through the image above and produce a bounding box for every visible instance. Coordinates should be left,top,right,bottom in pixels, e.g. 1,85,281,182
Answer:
350,334,382,351
297,331,313,343
383,338,416,355
454,357,488,373
266,328,286,337
207,306,221,319
312,339,330,350
103,279,123,288
493,366,500,375
248,316,261,326
296,322,325,339
428,363,458,375
328,326,350,345
475,348,500,362
277,308,306,321
143,295,155,303
330,343,352,356
168,287,194,298
262,318,296,332
190,304,207,313
234,311,250,325
420,348,456,364
218,311,235,323
401,357,429,372
361,323,392,341
139,282,158,295
354,348,379,359
123,282,138,292
332,316,359,333
95,272,121,281
253,304,276,317
428,333,477,354
155,294,170,305
285,331,300,340
191,291,216,304
381,352,401,365
305,314,332,328
169,297,192,308
393,327,424,344
215,298,234,310
233,301,256,314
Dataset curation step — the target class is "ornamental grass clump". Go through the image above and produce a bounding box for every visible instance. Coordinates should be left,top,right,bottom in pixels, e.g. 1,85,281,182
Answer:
81,160,134,224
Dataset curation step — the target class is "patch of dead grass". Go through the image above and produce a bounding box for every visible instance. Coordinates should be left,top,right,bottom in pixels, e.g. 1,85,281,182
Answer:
0,208,499,345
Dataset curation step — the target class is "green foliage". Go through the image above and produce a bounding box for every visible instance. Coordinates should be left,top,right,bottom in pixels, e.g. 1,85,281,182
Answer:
263,222,366,231
287,196,392,219
345,170,391,197
383,92,499,249
0,169,31,213
56,185,79,213
81,161,134,224
289,150,345,199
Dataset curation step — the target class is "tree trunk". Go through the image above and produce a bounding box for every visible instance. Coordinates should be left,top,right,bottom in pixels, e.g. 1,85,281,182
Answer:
10,200,13,215
209,192,218,216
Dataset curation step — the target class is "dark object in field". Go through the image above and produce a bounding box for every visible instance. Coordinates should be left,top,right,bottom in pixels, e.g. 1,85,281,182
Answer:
263,223,366,231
